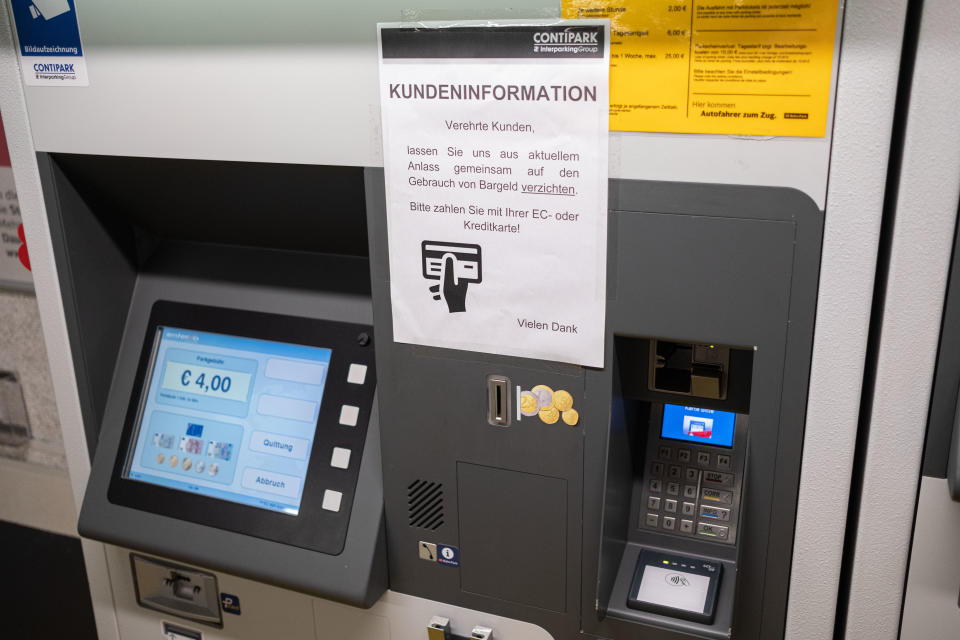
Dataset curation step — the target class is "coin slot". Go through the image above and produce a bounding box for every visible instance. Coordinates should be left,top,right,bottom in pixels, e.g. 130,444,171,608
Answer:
486,375,511,427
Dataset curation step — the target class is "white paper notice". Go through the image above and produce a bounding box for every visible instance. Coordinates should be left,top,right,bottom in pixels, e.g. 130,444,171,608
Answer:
378,20,609,367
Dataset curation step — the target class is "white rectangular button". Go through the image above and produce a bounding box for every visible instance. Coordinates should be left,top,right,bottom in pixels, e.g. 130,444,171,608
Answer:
257,394,319,423
347,363,367,385
322,489,343,512
330,447,351,469
339,405,359,426
249,431,310,460
264,358,328,386
240,467,301,499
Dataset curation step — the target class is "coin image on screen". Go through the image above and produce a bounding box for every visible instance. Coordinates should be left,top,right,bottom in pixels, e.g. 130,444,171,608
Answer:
520,391,539,416
562,408,580,426
208,463,219,477
168,455,179,467
156,453,165,465
532,385,555,410
554,390,574,412
539,406,560,424
182,457,192,471
194,460,205,473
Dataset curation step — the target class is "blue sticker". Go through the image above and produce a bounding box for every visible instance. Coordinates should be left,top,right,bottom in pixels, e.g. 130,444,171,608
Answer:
10,0,87,85
11,0,83,56
220,593,241,615
437,544,460,567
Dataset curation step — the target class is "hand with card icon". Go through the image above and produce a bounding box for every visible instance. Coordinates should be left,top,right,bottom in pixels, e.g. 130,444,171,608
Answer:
429,254,468,313
422,241,482,314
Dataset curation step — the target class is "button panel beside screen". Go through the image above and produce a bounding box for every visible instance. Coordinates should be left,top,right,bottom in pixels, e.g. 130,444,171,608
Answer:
661,404,736,448
124,326,332,516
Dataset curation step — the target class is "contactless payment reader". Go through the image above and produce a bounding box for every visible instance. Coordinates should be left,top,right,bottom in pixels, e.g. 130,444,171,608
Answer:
627,550,722,624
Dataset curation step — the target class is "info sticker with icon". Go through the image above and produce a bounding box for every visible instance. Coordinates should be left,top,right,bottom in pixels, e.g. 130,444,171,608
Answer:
437,544,460,567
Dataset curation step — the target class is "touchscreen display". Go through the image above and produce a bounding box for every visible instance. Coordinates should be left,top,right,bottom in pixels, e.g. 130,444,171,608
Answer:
661,404,736,448
124,326,331,515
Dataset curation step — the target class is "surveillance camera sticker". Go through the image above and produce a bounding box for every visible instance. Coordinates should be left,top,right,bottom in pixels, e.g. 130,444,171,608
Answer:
10,0,88,85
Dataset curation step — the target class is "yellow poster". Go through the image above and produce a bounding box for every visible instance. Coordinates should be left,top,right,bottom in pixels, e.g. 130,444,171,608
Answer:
562,1,839,136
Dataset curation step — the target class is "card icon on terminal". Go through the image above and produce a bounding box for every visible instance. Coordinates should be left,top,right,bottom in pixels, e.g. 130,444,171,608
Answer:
683,416,714,439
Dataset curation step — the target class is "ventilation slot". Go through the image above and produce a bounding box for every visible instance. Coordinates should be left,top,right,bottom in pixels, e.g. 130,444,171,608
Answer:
408,480,444,530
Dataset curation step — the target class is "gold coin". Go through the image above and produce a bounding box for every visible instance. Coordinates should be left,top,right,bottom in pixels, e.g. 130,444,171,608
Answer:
539,406,560,424
562,409,580,426
520,391,539,416
554,390,574,412
182,458,192,471
156,453,165,464
532,384,555,410
169,455,179,467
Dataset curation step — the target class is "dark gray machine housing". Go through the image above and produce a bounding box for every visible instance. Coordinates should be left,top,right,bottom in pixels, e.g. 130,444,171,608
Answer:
39,154,387,606
367,169,823,639
923,198,960,498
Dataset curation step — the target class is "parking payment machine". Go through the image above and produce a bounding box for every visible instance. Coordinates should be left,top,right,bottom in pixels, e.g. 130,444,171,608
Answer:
0,1,916,639
369,176,821,639
51,158,389,619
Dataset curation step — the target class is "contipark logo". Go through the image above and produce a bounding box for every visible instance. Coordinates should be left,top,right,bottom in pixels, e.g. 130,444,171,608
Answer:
33,62,74,73
32,61,76,80
533,29,600,55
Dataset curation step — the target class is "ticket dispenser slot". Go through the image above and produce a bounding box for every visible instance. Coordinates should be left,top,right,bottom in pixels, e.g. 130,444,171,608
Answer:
598,336,753,638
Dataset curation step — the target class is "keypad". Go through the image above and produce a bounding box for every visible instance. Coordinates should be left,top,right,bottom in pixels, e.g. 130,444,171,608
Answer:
642,440,741,543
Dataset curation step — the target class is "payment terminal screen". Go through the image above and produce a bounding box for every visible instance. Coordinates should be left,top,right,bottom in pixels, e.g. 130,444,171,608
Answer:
124,327,331,515
661,404,736,448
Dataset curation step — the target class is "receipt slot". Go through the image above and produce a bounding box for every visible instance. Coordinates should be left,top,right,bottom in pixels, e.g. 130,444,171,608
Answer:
36,156,388,610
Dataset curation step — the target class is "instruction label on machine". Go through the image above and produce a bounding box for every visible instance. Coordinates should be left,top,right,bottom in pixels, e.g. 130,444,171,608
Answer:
562,0,839,136
10,0,88,86
378,20,609,367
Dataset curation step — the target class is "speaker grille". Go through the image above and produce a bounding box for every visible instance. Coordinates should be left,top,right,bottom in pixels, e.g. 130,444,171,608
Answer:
407,480,444,530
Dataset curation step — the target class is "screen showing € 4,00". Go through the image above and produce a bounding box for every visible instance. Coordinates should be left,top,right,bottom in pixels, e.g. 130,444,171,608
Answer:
123,327,331,516
661,404,736,448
